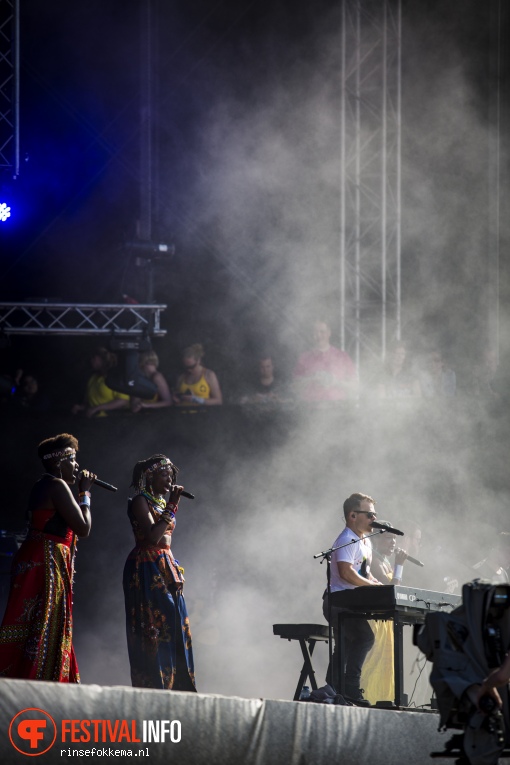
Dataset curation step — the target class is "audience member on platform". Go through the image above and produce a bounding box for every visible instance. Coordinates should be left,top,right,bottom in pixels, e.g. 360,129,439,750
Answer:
0,369,16,408
12,370,51,415
293,319,357,402
238,354,287,405
173,344,222,406
72,347,129,418
417,349,456,397
130,350,172,413
376,342,421,399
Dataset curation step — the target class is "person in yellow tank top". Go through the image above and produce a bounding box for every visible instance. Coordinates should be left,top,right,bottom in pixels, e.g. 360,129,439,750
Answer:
71,347,129,418
173,344,223,406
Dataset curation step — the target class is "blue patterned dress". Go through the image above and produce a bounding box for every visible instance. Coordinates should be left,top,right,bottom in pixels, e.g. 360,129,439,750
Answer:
122,497,196,691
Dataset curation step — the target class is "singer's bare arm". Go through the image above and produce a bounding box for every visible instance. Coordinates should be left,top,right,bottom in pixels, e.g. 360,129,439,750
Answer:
28,472,95,537
134,371,172,410
202,370,223,405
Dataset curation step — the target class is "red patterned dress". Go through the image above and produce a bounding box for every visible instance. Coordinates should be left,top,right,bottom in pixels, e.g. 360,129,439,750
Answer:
0,508,79,682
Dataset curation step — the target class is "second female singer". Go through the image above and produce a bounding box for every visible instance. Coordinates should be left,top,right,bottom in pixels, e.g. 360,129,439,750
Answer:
122,453,196,691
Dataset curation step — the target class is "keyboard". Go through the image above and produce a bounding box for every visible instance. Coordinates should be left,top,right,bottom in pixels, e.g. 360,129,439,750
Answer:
328,584,461,615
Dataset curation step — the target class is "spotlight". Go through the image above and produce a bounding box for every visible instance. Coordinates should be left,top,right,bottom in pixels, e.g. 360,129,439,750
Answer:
0,203,11,222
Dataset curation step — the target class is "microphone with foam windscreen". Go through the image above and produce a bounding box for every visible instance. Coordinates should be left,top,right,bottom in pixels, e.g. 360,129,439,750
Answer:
370,523,425,565
371,521,404,536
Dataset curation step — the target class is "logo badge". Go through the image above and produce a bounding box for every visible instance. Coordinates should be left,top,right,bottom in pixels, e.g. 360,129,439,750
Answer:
9,708,57,756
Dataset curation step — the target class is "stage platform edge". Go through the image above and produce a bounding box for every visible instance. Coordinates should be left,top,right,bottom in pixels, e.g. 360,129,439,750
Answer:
0,678,508,764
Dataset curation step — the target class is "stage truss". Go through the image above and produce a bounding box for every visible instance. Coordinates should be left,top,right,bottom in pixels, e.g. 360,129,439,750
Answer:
0,0,19,176
0,303,167,336
340,0,402,367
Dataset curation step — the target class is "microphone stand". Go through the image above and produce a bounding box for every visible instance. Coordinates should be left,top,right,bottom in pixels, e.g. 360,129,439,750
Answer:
314,530,387,692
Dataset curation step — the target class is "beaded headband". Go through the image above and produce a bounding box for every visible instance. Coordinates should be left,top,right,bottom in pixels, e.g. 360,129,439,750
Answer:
135,457,177,491
42,448,76,462
145,458,175,475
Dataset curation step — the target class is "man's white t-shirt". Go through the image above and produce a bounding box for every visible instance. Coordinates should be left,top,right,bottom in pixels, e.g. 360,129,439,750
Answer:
329,527,373,592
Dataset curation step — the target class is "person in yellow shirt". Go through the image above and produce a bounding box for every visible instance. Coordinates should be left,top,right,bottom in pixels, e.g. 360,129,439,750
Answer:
360,522,409,704
173,344,222,406
72,347,129,418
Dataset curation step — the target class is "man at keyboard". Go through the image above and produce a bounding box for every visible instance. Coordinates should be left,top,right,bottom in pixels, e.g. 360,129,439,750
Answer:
322,492,383,705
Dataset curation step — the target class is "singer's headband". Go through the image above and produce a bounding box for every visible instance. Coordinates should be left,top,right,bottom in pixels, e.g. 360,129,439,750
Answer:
145,458,175,476
42,448,76,462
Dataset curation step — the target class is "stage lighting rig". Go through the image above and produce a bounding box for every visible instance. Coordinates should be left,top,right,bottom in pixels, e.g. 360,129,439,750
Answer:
123,241,176,303
0,202,11,222
124,241,176,261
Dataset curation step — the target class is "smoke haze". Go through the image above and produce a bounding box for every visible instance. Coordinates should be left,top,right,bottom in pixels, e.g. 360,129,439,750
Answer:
1,0,509,707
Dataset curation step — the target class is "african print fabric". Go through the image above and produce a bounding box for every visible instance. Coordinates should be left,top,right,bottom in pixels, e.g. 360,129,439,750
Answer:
123,545,196,691
0,525,79,682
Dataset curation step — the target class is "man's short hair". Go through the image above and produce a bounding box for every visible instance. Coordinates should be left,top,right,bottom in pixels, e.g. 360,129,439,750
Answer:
343,492,376,521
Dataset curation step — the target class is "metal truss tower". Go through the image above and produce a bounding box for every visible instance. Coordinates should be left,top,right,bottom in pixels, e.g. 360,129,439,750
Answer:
340,0,401,369
0,0,19,177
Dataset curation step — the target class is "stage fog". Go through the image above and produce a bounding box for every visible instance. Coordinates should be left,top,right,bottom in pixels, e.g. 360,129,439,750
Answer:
1,0,509,706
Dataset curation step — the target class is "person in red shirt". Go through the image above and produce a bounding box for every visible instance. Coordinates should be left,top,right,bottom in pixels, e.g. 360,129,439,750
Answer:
293,320,357,401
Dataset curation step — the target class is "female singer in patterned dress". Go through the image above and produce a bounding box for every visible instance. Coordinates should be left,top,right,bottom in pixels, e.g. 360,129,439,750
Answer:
0,433,95,682
123,454,196,691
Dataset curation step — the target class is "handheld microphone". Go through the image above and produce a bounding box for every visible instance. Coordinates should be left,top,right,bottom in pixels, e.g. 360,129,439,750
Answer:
93,477,118,492
81,471,118,492
397,550,425,567
170,485,194,500
371,521,404,536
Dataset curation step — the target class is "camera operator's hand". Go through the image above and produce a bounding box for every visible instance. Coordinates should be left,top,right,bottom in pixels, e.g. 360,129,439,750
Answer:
476,684,502,712
473,655,510,712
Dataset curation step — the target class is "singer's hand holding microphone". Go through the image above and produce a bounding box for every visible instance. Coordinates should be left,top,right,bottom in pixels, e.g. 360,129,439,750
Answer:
167,485,195,506
79,469,97,493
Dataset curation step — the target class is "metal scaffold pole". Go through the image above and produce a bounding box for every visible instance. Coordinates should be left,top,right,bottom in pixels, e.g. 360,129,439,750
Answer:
339,0,402,370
